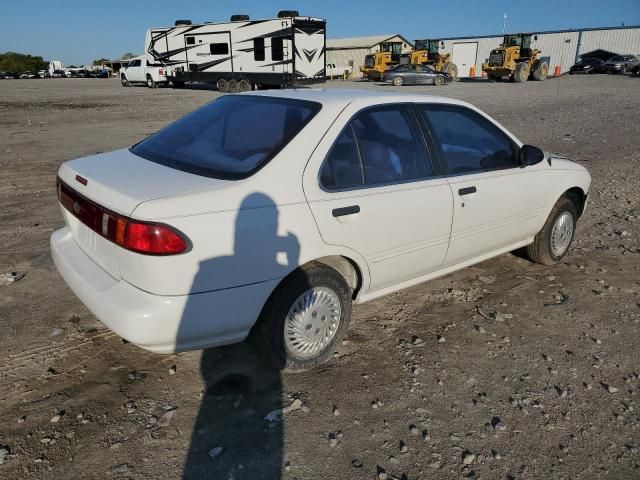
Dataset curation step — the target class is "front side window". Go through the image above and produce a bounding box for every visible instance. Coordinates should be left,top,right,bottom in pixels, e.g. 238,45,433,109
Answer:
210,43,229,55
131,96,320,179
272,37,285,61
320,106,432,189
418,105,517,174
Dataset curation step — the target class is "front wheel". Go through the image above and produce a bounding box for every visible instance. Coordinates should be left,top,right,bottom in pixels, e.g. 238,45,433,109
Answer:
120,75,129,87
526,197,578,265
434,75,445,86
252,263,352,372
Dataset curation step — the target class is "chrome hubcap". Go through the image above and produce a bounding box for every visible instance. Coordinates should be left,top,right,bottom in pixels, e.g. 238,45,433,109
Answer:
550,211,574,257
284,287,341,359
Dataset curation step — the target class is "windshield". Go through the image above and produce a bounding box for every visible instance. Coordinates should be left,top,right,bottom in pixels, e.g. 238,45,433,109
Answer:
503,35,531,48
131,96,321,179
415,40,439,54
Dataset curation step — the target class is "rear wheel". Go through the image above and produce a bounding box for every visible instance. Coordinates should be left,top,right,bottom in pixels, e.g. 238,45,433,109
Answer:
532,61,549,81
237,78,252,92
514,62,530,83
146,75,156,88
392,76,404,87
442,62,458,81
252,263,352,372
216,78,228,93
434,75,445,86
526,197,578,265
120,75,129,87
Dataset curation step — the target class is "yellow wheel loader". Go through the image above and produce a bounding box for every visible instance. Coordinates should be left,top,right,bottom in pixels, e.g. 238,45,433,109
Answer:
482,33,550,82
404,39,458,80
359,51,398,81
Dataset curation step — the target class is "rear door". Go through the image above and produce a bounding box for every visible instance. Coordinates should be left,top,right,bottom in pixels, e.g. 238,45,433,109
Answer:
185,32,232,73
416,103,547,265
303,103,453,292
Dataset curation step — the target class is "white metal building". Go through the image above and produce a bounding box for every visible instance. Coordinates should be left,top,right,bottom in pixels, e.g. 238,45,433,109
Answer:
436,25,640,78
326,34,413,77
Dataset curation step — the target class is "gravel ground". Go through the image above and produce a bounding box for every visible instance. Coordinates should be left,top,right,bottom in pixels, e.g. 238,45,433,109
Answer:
0,75,639,479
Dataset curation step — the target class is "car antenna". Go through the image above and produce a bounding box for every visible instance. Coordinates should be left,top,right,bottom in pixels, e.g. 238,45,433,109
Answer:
549,37,573,165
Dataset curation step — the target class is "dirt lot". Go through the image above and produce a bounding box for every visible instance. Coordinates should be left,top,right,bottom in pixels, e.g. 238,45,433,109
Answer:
0,76,639,480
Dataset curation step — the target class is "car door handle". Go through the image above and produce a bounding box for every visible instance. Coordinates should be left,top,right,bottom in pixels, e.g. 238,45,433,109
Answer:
458,186,477,196
332,205,360,217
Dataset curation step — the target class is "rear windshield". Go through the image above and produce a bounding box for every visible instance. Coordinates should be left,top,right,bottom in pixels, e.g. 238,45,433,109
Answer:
131,95,321,179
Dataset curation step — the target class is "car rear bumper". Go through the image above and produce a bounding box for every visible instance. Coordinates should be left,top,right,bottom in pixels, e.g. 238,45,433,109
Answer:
51,227,278,354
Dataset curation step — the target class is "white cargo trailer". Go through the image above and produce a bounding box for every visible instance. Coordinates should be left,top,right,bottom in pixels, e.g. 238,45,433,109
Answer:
144,11,326,91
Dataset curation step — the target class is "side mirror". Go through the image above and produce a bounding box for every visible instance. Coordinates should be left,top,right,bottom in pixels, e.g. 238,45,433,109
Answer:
520,145,545,167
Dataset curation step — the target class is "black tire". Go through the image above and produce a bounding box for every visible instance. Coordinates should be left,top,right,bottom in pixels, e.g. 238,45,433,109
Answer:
442,62,458,81
434,75,444,86
237,78,252,92
532,61,549,81
172,81,185,89
251,263,352,372
226,79,238,93
487,74,501,82
514,62,530,83
120,75,129,87
526,197,578,265
146,75,156,88
620,65,627,75
392,76,404,87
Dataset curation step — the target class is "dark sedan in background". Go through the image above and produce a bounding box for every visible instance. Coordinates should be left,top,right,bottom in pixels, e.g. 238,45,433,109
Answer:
569,57,604,74
601,55,639,74
382,64,451,86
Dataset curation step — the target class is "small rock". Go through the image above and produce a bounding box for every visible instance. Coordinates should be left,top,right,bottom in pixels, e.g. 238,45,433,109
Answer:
284,461,291,471
409,424,419,435
463,452,476,465
437,335,446,343
399,440,408,453
555,385,568,398
474,325,487,334
412,336,424,345
157,408,176,427
422,430,431,441
351,459,363,469
603,383,618,394
0,446,9,465
208,447,223,460
169,365,177,375
0,271,24,285
18,416,26,424
491,416,506,430
50,414,61,423
333,405,340,416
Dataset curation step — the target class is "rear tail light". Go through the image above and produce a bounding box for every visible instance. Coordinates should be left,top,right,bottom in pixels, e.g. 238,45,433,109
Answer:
57,177,189,255
159,68,164,75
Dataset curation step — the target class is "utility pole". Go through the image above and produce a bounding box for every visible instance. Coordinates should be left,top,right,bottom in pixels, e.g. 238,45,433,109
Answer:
503,14,507,34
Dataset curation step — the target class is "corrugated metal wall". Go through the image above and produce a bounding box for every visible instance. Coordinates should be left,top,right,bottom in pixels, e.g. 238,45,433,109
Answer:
326,48,370,77
441,27,640,78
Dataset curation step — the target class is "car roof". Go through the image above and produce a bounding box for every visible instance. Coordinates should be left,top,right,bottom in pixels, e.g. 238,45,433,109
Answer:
238,88,469,109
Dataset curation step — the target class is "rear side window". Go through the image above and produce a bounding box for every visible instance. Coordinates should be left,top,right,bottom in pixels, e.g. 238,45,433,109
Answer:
254,38,265,61
272,37,284,61
320,105,432,189
210,43,229,55
131,96,321,179
186,37,195,45
418,105,517,174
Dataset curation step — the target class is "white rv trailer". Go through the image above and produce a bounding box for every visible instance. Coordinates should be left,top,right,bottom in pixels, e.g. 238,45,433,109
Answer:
144,11,326,91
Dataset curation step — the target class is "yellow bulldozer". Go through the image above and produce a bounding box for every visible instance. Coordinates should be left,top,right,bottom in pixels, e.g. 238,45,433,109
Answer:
482,33,550,82
359,51,398,81
404,39,458,80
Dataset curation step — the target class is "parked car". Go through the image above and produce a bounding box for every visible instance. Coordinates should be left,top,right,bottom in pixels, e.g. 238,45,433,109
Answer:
88,69,109,78
120,56,168,88
51,69,66,78
19,71,38,79
601,55,640,74
38,70,50,78
51,90,591,371
0,71,15,79
382,64,451,86
569,57,604,74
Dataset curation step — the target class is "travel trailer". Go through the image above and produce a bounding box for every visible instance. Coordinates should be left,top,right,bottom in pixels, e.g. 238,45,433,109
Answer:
144,11,326,91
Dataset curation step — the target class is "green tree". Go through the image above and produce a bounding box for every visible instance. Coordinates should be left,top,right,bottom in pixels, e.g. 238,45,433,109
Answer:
121,52,136,60
0,52,48,74
93,57,111,66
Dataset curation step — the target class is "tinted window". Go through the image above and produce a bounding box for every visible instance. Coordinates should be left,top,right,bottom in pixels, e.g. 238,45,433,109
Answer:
272,37,284,61
320,106,431,189
210,43,229,55
320,126,363,189
418,105,516,174
186,36,195,45
254,38,265,61
131,96,320,179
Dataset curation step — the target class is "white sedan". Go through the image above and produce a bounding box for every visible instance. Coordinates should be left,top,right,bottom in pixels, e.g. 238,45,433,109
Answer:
51,89,591,371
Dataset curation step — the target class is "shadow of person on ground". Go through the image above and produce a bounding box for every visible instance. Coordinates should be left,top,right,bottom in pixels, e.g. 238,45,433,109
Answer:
179,193,300,479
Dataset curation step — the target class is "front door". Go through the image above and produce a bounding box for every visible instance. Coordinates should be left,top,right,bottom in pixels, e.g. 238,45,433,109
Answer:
303,104,454,292
416,103,546,265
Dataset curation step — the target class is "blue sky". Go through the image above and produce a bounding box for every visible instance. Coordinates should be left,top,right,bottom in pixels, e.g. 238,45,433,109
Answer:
2,0,639,65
